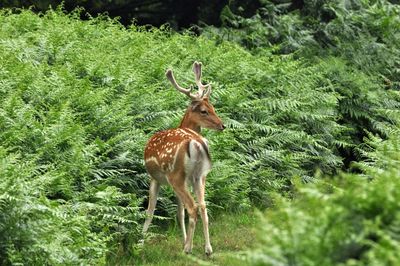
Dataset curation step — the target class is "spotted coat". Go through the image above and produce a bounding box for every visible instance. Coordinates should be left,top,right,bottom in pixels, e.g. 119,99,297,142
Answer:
144,128,210,184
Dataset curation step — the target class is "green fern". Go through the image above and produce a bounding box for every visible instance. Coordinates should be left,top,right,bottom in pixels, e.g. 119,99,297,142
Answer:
1,5,399,264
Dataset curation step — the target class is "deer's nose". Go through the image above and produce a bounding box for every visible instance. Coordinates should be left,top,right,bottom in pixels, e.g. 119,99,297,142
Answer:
220,124,226,131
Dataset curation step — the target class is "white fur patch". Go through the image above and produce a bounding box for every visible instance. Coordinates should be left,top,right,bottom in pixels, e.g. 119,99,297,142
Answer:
185,140,212,186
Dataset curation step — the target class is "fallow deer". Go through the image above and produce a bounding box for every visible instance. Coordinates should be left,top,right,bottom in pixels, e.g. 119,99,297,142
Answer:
143,62,224,255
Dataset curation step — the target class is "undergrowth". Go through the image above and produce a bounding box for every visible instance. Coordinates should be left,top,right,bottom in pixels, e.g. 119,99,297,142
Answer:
205,0,400,87
243,132,400,265
0,4,399,264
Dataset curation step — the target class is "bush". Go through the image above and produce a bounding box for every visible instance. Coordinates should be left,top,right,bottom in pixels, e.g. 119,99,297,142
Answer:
0,147,143,265
243,133,400,265
203,0,400,86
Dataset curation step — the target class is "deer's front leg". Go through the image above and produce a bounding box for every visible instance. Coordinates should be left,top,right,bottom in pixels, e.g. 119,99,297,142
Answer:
194,176,213,256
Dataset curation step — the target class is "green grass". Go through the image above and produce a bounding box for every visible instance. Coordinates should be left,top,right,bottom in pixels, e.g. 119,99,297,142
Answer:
133,212,256,266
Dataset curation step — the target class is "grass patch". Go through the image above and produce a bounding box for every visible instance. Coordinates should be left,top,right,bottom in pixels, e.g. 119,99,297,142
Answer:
134,211,256,266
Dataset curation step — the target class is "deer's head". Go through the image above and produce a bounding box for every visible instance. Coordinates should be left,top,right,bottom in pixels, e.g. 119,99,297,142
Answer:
166,62,225,132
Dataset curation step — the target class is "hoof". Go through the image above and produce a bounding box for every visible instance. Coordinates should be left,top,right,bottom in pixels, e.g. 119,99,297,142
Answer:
183,248,192,254
205,245,213,256
183,243,193,254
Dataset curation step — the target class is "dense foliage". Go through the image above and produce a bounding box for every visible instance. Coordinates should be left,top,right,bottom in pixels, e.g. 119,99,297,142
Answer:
205,0,400,84
244,133,400,265
204,0,400,264
0,1,399,264
204,0,400,167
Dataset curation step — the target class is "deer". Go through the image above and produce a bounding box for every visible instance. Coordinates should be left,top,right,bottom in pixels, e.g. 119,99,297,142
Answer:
142,61,225,255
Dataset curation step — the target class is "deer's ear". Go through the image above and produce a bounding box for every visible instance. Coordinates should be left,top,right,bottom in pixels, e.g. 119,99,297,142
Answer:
191,101,202,111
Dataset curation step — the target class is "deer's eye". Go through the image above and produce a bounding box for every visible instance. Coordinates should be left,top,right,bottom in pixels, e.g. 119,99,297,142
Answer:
200,110,208,115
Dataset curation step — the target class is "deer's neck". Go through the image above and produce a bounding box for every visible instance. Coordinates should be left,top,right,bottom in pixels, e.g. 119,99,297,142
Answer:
179,109,201,133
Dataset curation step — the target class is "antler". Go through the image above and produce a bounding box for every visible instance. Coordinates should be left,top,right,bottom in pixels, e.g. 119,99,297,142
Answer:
166,69,198,100
166,61,212,100
192,61,211,98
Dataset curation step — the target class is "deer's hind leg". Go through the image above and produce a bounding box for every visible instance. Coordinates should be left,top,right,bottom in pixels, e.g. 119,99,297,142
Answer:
143,178,160,234
167,172,198,254
177,198,187,243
